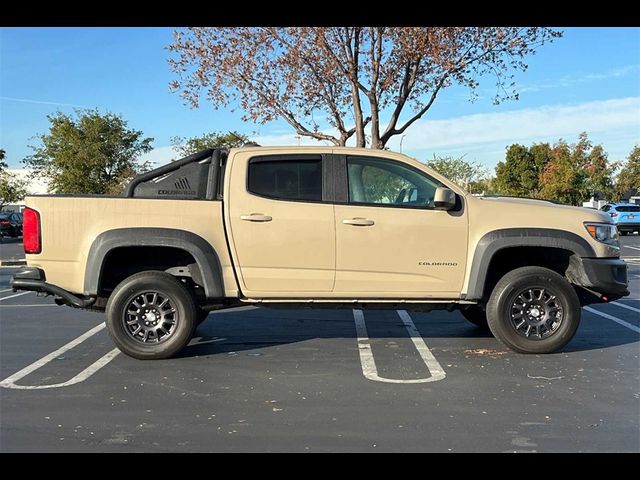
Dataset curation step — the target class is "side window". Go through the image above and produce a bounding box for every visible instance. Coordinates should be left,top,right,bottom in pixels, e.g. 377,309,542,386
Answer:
347,156,442,208
248,159,322,202
601,205,610,212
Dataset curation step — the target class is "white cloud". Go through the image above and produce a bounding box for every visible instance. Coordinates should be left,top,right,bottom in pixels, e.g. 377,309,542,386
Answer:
0,96,86,108
6,169,49,195
397,97,640,152
140,146,180,168
519,64,640,93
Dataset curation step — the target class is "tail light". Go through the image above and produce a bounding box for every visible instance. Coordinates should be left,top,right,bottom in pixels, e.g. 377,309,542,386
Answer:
610,212,617,217
23,207,41,254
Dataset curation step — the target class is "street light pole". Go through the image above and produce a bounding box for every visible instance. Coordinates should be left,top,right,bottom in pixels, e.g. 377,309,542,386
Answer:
399,134,406,153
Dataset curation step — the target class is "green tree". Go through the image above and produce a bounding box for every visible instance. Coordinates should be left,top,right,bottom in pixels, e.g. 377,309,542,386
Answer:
425,155,489,192
0,149,29,209
537,133,613,205
467,177,498,195
23,110,153,194
615,145,640,199
493,143,550,197
494,133,614,205
170,27,561,148
171,131,251,157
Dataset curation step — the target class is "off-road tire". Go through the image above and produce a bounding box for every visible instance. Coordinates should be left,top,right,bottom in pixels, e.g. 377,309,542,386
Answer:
486,266,581,354
105,271,197,360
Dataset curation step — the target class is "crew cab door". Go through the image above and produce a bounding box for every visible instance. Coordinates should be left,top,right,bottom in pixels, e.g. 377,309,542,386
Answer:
333,154,468,297
226,152,335,296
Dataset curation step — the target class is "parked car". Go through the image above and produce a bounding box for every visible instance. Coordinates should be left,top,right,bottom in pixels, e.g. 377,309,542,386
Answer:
11,146,629,359
600,203,640,235
0,211,22,238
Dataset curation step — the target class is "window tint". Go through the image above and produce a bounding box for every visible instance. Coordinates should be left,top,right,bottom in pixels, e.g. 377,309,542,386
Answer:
601,205,611,212
347,156,442,208
248,159,322,201
616,206,640,212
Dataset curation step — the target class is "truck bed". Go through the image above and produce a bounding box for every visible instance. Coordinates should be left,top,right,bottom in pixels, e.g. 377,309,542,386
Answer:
24,196,236,297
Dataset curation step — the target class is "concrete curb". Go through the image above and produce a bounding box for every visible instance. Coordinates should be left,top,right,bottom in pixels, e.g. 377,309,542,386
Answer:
0,259,26,267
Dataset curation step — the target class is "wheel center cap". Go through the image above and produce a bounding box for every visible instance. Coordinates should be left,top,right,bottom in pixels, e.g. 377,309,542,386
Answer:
530,307,541,318
147,311,158,323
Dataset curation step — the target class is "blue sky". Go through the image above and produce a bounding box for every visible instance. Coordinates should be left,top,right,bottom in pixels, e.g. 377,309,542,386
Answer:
1,27,639,172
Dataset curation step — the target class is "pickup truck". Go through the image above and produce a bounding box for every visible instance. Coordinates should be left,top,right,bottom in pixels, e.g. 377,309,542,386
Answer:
11,146,629,359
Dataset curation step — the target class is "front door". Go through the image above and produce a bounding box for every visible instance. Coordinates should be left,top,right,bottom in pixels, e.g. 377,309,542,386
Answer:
333,155,468,297
227,153,335,296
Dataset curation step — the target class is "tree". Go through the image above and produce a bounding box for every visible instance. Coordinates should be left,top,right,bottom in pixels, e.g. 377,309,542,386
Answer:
493,143,551,197
169,27,561,149
425,155,489,192
24,110,153,194
0,149,29,209
493,133,614,205
538,140,583,205
171,131,251,157
615,145,640,199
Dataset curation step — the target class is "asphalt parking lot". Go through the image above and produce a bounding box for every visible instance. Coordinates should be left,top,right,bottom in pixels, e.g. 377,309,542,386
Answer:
1,236,638,452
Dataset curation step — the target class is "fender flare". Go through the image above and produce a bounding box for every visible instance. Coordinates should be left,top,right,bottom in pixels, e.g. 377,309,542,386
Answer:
84,227,223,298
464,228,596,300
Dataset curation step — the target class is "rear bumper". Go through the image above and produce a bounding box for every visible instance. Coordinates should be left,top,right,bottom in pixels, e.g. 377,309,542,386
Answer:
615,223,640,232
569,257,629,301
11,267,95,308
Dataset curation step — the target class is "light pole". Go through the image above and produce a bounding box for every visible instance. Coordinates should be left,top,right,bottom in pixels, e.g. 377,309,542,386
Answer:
399,134,406,153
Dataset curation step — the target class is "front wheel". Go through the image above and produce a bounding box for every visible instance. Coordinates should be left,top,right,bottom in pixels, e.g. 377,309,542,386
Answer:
486,266,581,354
105,271,198,360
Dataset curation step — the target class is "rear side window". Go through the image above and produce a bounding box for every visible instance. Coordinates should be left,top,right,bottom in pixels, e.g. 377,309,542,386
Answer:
248,159,322,201
616,206,640,212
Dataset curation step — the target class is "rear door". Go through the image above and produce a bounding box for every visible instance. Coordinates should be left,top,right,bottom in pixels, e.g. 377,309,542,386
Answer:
226,152,335,296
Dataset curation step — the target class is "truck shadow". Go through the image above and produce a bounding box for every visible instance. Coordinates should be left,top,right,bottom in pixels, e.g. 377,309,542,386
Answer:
176,307,638,358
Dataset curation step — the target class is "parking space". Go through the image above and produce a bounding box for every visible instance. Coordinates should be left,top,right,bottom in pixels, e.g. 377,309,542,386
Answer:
0,236,638,452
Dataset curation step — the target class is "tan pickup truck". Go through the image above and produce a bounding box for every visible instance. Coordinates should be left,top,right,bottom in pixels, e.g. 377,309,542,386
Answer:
12,146,629,359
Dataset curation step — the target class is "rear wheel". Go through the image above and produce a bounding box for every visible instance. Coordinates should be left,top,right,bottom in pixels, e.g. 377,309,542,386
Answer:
105,271,197,360
461,306,488,329
486,266,581,354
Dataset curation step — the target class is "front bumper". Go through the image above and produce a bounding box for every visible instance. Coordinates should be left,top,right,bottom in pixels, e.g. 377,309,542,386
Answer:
11,267,96,308
568,257,629,301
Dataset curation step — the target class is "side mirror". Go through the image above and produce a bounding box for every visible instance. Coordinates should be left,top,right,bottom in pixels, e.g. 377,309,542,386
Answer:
434,187,456,210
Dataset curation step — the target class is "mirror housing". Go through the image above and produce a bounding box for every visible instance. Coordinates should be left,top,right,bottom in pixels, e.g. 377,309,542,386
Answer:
433,187,456,210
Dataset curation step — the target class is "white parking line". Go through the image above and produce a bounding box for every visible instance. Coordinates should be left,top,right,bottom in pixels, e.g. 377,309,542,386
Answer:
623,245,640,251
0,322,120,390
611,301,640,314
0,304,59,308
0,288,13,293
584,306,640,334
352,309,445,384
0,291,30,302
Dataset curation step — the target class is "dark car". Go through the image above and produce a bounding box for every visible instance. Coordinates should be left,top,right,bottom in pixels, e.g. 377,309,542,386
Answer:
0,212,23,238
600,203,640,235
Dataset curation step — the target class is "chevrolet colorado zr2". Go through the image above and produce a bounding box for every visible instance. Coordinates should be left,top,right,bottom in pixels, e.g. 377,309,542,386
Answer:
11,146,629,359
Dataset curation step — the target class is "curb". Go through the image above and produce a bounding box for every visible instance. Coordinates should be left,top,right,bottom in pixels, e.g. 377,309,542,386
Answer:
0,259,26,267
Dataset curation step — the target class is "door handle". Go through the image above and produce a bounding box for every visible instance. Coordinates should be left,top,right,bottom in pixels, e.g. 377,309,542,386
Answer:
342,218,375,226
240,214,272,222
